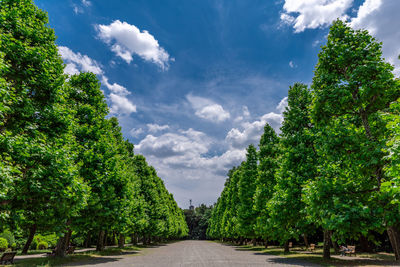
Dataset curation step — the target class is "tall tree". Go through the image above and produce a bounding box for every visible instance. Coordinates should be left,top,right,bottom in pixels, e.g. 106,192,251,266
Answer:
237,145,258,243
0,0,86,253
253,123,279,244
309,20,400,259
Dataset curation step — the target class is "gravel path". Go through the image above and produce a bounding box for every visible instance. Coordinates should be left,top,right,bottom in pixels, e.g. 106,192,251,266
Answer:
65,240,319,267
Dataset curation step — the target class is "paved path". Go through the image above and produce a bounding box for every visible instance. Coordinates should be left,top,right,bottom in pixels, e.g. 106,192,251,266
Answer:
65,240,319,267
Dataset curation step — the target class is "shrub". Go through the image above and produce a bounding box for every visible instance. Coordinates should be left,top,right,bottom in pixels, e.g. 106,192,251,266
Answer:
0,230,15,246
37,241,48,250
11,243,16,250
0,238,8,251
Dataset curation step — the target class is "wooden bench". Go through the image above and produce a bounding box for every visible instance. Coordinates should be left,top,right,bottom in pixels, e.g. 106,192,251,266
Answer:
309,243,316,252
344,245,356,256
0,251,17,265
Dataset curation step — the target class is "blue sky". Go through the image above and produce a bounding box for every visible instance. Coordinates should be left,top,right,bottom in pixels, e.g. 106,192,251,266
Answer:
36,0,400,208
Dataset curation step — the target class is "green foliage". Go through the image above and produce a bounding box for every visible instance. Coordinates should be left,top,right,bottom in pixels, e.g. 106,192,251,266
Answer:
0,230,15,247
0,237,8,251
184,204,212,240
37,241,48,250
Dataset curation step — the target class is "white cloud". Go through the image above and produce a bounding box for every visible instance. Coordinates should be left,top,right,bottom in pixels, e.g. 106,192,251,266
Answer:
81,0,91,7
280,0,353,32
350,0,400,76
195,104,230,122
147,124,170,133
96,20,171,69
109,93,137,115
130,128,144,138
276,97,288,113
226,97,286,149
101,76,130,96
289,60,297,68
58,46,103,75
186,94,230,123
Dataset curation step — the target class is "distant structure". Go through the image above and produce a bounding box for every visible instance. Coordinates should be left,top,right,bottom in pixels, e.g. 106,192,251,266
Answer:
189,199,194,210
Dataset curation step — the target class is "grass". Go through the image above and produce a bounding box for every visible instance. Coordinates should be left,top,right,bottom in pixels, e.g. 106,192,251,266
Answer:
220,242,397,267
0,245,142,267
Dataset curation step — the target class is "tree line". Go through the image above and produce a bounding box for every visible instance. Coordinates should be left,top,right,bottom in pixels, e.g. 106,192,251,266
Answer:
0,0,188,256
207,20,400,260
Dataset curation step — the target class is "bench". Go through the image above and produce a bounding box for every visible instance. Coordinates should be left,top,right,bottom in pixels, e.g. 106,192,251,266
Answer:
309,243,316,252
344,245,356,256
0,251,17,265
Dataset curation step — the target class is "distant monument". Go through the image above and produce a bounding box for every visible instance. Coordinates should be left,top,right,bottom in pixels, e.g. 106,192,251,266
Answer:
189,199,194,210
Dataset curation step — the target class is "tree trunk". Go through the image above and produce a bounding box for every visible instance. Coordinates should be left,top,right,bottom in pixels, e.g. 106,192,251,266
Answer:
103,231,108,246
65,229,72,248
96,230,105,251
54,235,67,257
323,229,331,259
118,234,125,248
359,234,372,253
22,224,37,254
84,232,91,248
252,238,257,246
131,234,137,245
329,231,339,254
264,238,268,248
303,233,309,248
387,226,400,261
284,241,289,253
239,236,243,245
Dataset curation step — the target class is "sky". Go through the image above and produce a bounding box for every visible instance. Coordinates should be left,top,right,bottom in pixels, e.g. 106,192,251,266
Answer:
35,0,400,208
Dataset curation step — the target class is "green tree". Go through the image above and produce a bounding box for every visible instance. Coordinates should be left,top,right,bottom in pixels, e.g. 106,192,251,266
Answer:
309,20,400,259
268,83,316,252
0,0,86,254
237,145,258,244
253,123,279,245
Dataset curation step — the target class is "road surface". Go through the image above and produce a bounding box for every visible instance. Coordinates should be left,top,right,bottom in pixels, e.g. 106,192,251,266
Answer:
66,240,319,266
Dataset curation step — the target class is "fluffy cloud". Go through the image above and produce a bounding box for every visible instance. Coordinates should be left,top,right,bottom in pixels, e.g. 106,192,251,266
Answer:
58,46,103,75
134,97,289,206
58,46,136,115
136,129,211,159
186,94,230,123
101,76,130,96
147,124,170,133
350,0,400,75
226,97,287,149
109,93,137,115
280,0,353,32
81,0,91,7
130,128,144,138
96,20,171,69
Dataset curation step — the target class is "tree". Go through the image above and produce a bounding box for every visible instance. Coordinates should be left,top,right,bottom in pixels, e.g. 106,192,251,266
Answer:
237,145,258,243
0,0,86,254
267,83,317,253
309,20,400,259
253,123,279,245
